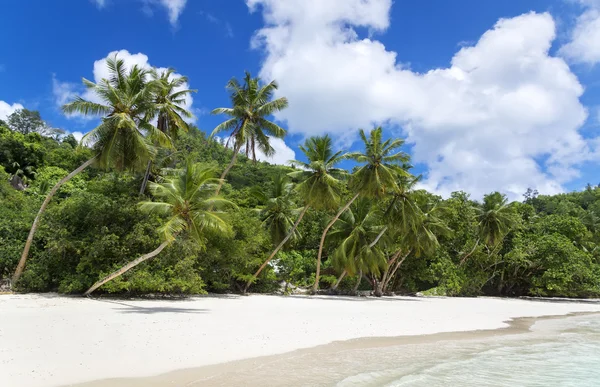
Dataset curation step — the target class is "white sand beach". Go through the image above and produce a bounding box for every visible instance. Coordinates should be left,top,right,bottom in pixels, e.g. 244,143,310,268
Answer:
1,294,600,387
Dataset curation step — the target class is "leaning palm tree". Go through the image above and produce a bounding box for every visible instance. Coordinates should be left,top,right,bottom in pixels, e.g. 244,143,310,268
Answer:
377,192,451,296
460,192,516,265
140,68,197,194
244,135,346,293
84,161,234,295
329,198,388,293
13,56,168,286
211,72,288,195
332,173,421,291
252,174,300,247
313,127,410,292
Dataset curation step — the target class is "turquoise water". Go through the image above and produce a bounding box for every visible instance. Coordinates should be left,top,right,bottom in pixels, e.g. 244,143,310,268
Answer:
337,314,600,387
186,313,600,386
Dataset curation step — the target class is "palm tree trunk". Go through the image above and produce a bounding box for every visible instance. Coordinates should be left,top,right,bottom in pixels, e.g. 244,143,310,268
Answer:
13,156,97,286
377,249,403,295
331,270,346,291
245,205,310,293
373,280,384,297
84,239,171,296
383,250,411,292
313,193,360,293
330,226,385,293
139,160,152,195
215,144,241,196
460,238,480,265
352,270,362,294
369,226,388,248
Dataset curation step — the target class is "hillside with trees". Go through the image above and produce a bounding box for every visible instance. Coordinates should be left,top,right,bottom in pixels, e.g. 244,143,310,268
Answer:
1,57,599,298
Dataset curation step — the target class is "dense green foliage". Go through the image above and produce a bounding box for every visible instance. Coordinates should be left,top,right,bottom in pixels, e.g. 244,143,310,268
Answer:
1,109,600,297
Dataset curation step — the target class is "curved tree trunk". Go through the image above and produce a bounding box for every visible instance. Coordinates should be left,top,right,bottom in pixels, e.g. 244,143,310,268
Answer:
369,226,388,248
383,250,411,293
84,239,171,296
313,193,360,293
460,238,480,265
352,270,362,294
139,160,153,195
376,249,404,296
330,227,386,293
215,144,241,196
13,156,97,286
331,270,346,291
245,205,310,293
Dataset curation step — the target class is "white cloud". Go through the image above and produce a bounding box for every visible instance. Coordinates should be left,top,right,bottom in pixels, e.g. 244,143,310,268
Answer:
51,74,76,107
70,131,84,142
560,0,600,64
254,137,296,165
159,0,187,26
95,0,186,27
0,101,24,121
218,136,296,165
248,0,595,200
53,49,195,123
92,0,106,9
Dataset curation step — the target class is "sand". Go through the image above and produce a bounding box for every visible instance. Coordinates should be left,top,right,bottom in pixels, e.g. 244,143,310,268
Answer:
1,294,599,387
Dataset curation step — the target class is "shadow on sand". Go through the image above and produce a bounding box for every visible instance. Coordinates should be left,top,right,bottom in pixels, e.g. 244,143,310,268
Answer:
90,298,209,314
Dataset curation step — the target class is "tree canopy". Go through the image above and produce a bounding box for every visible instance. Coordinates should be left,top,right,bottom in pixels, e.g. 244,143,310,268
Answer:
1,73,600,298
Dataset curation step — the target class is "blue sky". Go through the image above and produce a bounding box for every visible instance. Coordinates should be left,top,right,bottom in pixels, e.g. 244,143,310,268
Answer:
1,0,600,200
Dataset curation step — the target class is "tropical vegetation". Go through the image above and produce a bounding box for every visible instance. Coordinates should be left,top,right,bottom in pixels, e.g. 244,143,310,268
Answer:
1,59,600,298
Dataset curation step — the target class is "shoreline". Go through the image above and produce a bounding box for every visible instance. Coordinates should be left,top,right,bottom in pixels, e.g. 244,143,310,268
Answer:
2,294,600,387
66,311,600,387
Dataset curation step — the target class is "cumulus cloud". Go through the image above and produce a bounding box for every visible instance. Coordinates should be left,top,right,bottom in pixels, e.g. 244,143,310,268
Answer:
0,101,24,121
248,0,595,199
217,136,296,165
254,137,296,165
560,0,600,64
52,74,82,109
53,49,195,123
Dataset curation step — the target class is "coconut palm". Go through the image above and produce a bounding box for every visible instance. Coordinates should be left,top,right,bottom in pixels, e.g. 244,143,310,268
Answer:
211,72,288,195
252,173,299,247
460,192,516,265
84,160,234,295
13,56,167,286
377,192,451,296
313,127,410,292
244,135,346,293
328,198,388,293
140,68,197,194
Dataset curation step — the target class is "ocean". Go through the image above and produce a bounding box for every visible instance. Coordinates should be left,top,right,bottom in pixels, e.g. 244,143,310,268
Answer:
336,314,600,387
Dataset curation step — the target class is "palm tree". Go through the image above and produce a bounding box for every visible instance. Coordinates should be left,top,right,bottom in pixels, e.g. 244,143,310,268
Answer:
328,198,388,294
313,127,410,292
211,72,288,195
244,135,345,293
460,192,516,265
140,68,197,194
377,192,451,296
252,174,299,247
13,56,167,286
84,160,234,295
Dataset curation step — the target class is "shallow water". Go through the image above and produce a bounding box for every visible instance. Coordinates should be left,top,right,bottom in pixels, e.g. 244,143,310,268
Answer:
337,314,600,387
